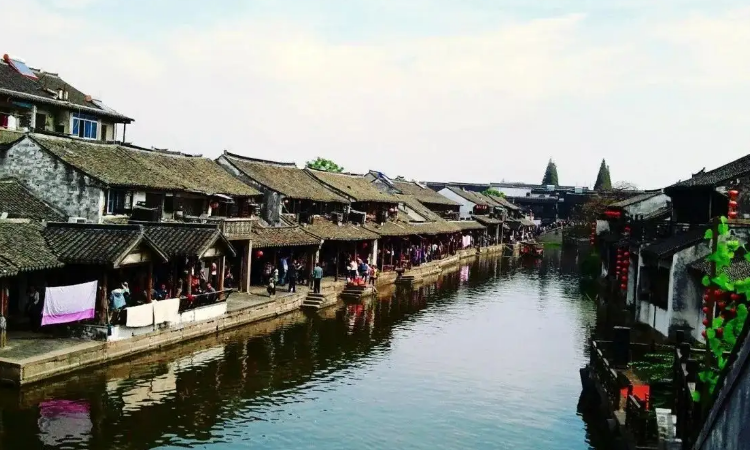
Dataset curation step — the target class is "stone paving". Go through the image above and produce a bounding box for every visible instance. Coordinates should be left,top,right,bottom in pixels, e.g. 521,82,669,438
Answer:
0,331,99,362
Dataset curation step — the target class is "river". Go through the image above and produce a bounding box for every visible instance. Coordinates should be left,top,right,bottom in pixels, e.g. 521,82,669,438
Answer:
0,248,606,450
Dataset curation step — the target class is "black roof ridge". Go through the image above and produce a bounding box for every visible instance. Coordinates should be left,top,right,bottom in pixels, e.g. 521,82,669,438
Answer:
223,151,297,167
46,222,144,231
133,221,219,230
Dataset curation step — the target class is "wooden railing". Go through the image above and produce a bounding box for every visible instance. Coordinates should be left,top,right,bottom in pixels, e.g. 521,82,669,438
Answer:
673,342,701,448
590,340,630,410
625,391,652,446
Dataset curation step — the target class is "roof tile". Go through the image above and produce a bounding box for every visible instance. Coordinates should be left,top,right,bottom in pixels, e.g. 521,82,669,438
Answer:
307,170,398,204
0,220,63,278
0,178,66,221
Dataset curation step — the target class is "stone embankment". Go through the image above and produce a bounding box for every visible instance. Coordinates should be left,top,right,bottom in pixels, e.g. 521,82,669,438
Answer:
0,243,511,387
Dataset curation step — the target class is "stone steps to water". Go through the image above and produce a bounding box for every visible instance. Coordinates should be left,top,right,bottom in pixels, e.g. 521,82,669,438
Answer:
301,293,326,310
340,284,374,302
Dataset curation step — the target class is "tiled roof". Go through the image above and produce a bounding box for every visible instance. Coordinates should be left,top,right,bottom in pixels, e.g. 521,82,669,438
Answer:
221,153,348,203
641,206,671,222
302,217,380,241
250,225,321,249
0,178,66,221
689,257,750,283
472,215,503,225
669,153,750,189
408,221,461,235
0,220,63,278
392,180,460,206
491,195,521,211
43,223,168,267
449,220,486,231
641,228,706,259
396,194,443,222
444,186,506,208
307,170,398,204
363,221,414,237
0,60,132,122
609,192,661,208
29,134,260,197
140,223,236,258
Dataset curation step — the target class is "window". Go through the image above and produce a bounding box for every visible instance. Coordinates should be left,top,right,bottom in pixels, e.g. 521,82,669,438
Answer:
100,124,108,141
71,112,99,140
106,189,132,215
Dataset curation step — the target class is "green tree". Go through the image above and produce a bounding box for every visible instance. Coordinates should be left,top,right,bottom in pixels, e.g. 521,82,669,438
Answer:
482,188,505,197
541,159,559,186
306,157,344,173
594,159,612,191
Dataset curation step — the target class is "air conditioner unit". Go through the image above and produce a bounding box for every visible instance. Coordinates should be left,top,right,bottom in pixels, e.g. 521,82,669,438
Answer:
68,217,87,223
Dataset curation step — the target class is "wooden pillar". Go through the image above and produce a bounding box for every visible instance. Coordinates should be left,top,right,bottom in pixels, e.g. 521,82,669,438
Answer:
99,272,108,325
335,242,340,281
0,280,7,348
243,240,253,292
146,261,153,303
218,255,226,301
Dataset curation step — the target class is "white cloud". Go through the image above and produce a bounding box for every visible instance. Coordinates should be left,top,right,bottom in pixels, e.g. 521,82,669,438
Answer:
2,2,750,188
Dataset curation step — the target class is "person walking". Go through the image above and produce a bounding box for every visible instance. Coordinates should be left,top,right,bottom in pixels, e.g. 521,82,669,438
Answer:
312,262,323,294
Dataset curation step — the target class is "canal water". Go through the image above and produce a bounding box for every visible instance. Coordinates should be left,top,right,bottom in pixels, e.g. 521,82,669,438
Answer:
0,249,605,450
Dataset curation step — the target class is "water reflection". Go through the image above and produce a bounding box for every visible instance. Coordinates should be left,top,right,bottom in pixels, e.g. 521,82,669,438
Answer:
0,250,603,450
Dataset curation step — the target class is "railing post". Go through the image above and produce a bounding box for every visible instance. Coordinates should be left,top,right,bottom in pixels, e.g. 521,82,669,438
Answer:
613,326,631,368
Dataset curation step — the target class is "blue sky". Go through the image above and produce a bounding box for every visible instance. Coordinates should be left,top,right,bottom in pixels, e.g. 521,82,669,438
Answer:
5,0,750,188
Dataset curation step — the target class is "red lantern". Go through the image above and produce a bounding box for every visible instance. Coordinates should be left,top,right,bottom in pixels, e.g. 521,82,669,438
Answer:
729,189,739,199
703,294,710,301
624,251,630,257
362,242,369,248
621,276,628,282
718,301,726,310
731,293,741,301
702,330,707,338
729,200,738,208
620,283,627,290
729,211,738,219
702,306,710,314
702,318,710,326
255,250,264,258
715,289,724,297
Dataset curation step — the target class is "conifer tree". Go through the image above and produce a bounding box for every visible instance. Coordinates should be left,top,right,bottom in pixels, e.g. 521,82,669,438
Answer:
541,159,559,186
594,159,612,191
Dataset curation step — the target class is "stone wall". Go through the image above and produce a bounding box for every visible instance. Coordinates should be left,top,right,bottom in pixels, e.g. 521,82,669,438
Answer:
0,137,103,221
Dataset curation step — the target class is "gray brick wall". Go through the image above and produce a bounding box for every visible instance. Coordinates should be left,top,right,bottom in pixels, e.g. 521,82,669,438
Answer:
0,137,103,222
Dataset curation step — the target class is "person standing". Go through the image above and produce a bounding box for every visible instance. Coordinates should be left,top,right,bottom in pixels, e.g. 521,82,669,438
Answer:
288,259,298,293
312,262,323,294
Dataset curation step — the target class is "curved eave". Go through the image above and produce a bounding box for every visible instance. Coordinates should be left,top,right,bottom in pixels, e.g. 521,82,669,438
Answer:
0,88,134,123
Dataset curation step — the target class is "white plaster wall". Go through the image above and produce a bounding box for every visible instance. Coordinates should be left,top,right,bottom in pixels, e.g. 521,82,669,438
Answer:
624,193,669,217
626,256,636,306
438,188,475,219
596,220,610,235
637,301,670,336
670,243,711,342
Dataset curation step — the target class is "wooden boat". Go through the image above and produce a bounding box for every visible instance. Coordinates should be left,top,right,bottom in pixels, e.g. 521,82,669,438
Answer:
520,241,544,258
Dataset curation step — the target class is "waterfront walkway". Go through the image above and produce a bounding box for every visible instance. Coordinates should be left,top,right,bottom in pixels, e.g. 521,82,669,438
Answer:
0,245,506,387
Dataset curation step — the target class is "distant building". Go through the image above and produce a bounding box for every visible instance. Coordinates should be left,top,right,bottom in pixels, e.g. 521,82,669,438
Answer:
0,54,133,141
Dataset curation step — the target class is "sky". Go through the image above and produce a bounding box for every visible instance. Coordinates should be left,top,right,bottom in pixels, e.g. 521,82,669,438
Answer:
3,0,750,189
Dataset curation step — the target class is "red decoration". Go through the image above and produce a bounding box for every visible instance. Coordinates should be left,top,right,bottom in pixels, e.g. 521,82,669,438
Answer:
703,294,710,301
729,211,738,219
624,251,630,257
729,189,739,199
729,200,738,208
621,276,628,282
702,330,707,338
715,289,724,297
255,250,264,258
716,328,724,338
731,293,741,301
718,301,726,310
703,318,710,326
702,306,710,314
620,283,627,290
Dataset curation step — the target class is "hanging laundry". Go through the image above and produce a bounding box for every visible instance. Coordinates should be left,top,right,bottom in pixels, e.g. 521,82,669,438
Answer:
153,298,180,324
126,303,154,328
42,281,98,326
